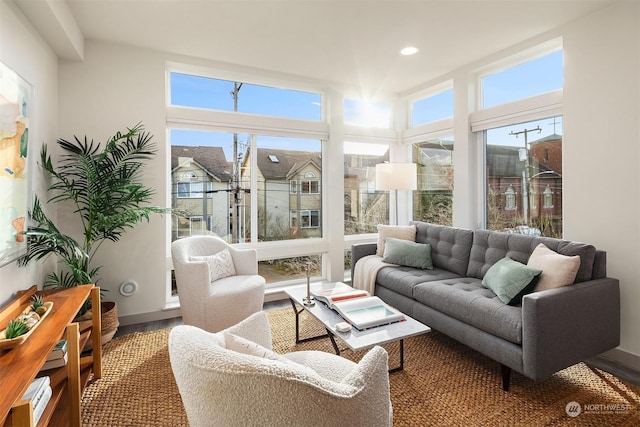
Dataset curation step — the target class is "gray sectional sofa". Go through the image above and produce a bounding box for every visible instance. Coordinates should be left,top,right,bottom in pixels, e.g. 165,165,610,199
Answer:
351,221,620,390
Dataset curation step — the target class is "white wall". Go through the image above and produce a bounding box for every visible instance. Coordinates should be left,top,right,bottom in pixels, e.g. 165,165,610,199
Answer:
0,0,58,306
57,41,169,318
562,0,640,360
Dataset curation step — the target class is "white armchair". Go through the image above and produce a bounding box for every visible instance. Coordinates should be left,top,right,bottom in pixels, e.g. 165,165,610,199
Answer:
171,235,266,332
169,311,393,427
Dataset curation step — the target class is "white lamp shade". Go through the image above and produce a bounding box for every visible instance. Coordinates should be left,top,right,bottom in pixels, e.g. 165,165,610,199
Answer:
375,163,417,191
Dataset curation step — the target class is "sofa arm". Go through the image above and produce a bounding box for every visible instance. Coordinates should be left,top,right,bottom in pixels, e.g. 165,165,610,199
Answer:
521,278,620,380
351,243,378,282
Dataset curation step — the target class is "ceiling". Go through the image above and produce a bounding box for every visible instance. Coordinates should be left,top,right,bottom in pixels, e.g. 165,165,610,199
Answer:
17,0,613,95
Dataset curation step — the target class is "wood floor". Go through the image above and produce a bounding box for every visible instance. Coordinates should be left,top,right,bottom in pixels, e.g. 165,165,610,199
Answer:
114,299,290,337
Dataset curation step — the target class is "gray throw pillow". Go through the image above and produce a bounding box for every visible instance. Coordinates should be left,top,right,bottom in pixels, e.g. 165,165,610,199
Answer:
482,257,542,305
382,237,433,270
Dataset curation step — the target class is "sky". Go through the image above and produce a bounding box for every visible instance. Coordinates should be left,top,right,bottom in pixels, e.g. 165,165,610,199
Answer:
170,50,563,158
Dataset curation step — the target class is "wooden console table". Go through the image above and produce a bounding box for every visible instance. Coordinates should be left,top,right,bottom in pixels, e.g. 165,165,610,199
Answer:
0,285,102,427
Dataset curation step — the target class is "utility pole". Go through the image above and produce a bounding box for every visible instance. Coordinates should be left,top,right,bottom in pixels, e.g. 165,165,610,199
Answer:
509,126,541,226
230,82,243,243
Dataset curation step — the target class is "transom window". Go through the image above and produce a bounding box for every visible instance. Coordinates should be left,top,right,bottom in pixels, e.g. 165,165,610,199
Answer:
170,72,322,121
411,88,454,127
343,98,391,128
482,50,563,108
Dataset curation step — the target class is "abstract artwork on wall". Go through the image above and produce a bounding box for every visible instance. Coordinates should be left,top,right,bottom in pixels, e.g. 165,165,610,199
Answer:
0,61,31,267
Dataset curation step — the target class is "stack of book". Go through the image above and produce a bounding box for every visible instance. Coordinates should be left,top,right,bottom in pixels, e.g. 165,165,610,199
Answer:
40,339,68,371
311,285,405,330
22,376,52,424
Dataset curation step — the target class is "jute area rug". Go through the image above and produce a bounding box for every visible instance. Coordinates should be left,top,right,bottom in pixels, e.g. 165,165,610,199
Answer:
81,307,640,426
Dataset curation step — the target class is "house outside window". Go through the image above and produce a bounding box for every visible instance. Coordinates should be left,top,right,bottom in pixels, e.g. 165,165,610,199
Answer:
529,184,536,209
301,180,319,194
505,186,516,210
293,210,320,228
543,185,554,208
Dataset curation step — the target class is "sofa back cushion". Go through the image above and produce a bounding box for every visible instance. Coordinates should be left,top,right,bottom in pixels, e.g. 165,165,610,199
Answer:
411,221,474,277
467,229,597,283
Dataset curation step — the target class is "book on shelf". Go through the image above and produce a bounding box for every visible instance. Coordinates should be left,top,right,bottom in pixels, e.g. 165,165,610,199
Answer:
32,385,52,424
47,339,67,361
22,376,50,406
311,285,370,308
40,351,68,371
22,376,52,424
332,296,405,330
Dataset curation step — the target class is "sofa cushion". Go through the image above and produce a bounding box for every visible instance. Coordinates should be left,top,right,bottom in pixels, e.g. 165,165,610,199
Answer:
376,224,416,256
527,243,580,291
467,230,596,283
411,221,473,276
382,237,433,270
376,265,462,300
534,237,596,283
413,278,524,344
482,257,541,305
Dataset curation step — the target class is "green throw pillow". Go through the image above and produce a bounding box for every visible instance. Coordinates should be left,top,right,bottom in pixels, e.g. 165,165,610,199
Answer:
383,237,433,270
482,257,542,305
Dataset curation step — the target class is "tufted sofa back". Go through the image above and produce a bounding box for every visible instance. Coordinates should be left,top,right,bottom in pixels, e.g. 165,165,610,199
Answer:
466,229,599,282
411,221,474,276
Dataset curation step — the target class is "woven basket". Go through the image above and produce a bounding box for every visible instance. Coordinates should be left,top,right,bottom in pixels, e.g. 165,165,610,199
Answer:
75,301,119,351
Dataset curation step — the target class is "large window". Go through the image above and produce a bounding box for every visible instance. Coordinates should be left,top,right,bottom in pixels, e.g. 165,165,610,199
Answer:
485,116,563,237
343,141,389,234
170,129,247,242
413,138,454,225
253,135,323,241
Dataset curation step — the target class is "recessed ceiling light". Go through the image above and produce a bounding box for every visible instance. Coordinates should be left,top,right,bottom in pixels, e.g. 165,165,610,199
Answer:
400,46,419,56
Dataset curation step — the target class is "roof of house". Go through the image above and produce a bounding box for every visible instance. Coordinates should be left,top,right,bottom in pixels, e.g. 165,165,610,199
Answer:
171,145,233,182
255,148,321,180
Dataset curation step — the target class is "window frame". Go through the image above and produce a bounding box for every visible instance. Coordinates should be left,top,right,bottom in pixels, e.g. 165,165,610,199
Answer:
471,41,564,235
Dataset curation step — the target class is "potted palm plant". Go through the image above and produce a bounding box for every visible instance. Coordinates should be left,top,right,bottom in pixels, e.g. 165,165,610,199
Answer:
18,123,170,345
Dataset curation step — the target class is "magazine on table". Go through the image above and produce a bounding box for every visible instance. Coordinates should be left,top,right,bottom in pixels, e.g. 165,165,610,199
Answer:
311,285,369,308
332,296,405,330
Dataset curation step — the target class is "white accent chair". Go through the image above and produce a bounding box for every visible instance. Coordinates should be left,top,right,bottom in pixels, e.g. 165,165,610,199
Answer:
171,235,266,332
169,311,393,427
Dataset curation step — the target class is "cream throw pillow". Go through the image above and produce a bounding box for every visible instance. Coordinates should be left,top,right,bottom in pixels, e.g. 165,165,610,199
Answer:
224,332,288,362
527,243,580,291
191,248,236,282
376,224,417,257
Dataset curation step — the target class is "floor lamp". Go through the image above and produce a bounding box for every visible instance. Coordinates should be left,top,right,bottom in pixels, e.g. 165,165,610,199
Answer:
375,162,417,225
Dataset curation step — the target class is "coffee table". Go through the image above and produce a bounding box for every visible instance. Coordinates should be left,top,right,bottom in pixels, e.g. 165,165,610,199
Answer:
285,282,430,372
